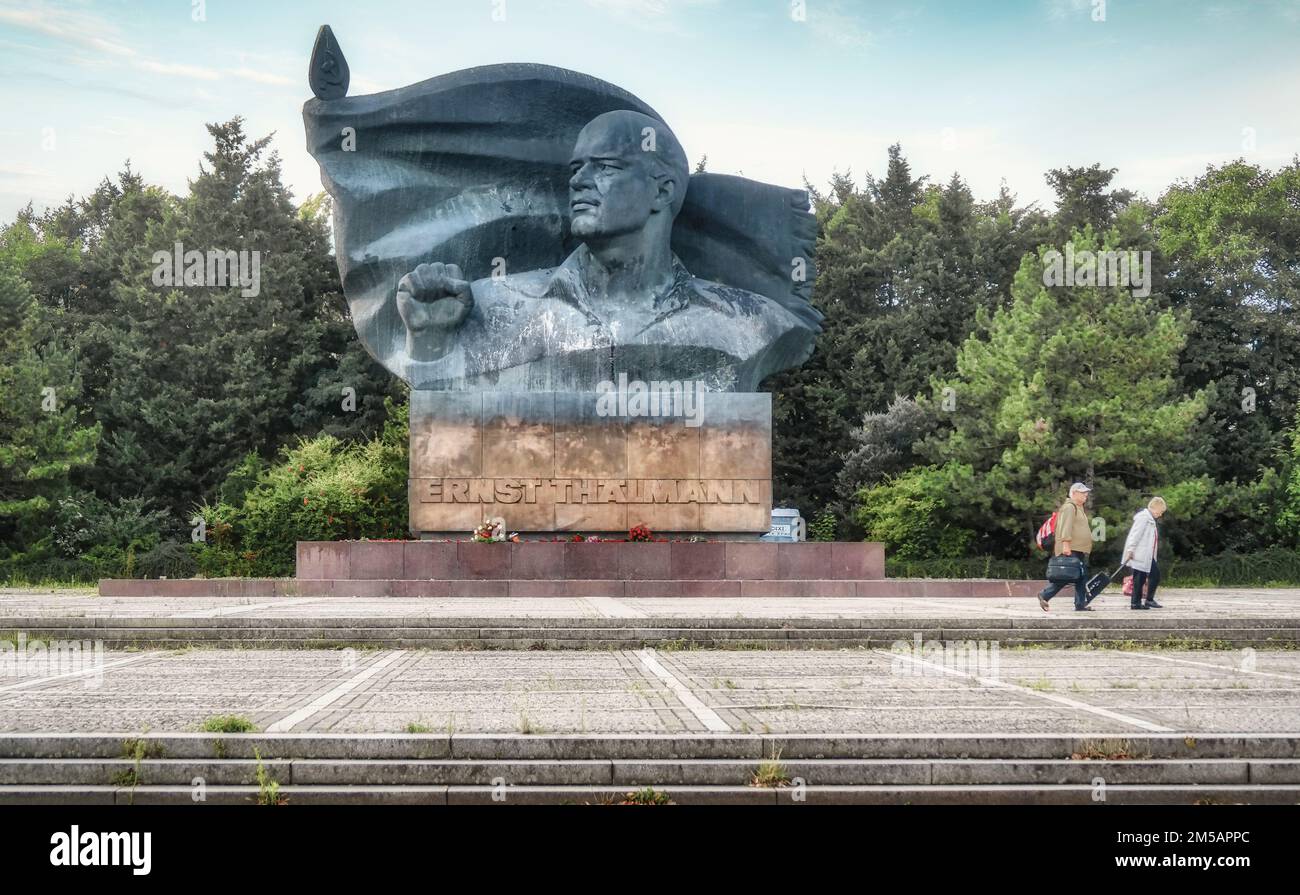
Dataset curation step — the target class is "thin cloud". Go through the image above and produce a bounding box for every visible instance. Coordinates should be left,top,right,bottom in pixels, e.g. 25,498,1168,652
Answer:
0,2,136,57
228,67,296,87
0,162,57,180
84,124,126,138
580,0,721,33
1,0,286,88
1044,0,1095,21
135,59,221,81
806,2,876,49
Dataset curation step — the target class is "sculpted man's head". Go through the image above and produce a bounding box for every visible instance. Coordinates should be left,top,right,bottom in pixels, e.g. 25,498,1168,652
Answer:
568,110,690,243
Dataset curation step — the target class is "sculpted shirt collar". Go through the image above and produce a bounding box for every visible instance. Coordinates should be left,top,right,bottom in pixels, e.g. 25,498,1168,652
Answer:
543,244,695,336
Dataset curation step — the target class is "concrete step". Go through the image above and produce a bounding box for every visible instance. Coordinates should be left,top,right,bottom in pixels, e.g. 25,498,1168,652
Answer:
3,733,1298,761
3,734,1296,803
12,757,1297,786
4,756,1298,787
4,783,1299,805
8,616,1297,649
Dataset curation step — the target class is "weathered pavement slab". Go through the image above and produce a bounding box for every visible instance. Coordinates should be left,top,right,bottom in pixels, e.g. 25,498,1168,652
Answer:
3,589,1295,740
1,645,1297,736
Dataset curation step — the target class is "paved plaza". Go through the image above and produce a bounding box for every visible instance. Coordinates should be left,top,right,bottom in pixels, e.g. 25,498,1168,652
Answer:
1,585,1297,737
1,587,1297,804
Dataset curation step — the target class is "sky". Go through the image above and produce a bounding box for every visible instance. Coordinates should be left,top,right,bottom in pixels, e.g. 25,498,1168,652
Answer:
1,0,1299,223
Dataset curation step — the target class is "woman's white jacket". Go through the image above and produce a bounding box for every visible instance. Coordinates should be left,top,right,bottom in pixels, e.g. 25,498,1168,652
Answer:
1122,509,1159,573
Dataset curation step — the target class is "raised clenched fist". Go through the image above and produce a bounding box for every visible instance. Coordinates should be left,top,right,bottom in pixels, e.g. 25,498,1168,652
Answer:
396,262,473,361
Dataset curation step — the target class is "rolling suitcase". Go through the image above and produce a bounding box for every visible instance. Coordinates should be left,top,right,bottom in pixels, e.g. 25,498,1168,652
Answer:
1084,567,1123,605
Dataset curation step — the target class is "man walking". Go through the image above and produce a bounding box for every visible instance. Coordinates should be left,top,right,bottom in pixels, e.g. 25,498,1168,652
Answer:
1039,482,1094,612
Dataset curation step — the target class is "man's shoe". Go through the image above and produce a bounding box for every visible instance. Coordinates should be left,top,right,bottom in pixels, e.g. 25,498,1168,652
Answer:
1131,602,1149,610
1075,606,1094,612
1144,599,1162,609
1037,594,1050,612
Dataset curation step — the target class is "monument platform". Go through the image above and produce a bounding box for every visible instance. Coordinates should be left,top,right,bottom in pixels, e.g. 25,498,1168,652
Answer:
98,539,1045,598
299,539,884,580
94,539,1069,599
98,577,1038,599
97,539,1049,598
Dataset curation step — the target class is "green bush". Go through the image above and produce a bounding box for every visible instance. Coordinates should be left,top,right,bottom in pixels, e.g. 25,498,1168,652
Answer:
807,510,837,542
192,399,408,577
1160,547,1300,587
1278,420,1300,547
44,493,172,578
135,541,199,579
856,465,974,559
0,547,98,586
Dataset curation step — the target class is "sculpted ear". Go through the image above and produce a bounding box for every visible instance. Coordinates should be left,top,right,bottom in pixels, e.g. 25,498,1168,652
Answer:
653,173,678,214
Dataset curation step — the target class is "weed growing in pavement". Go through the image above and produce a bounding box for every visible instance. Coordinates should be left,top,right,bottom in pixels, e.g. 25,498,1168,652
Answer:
201,715,257,733
517,710,545,735
120,737,164,760
112,736,160,792
751,750,792,788
1020,677,1055,692
621,787,672,805
254,749,284,805
1071,738,1152,761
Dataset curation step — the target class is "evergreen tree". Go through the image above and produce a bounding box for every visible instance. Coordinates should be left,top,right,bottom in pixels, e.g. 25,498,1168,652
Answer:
916,229,1207,556
772,151,1045,530
1045,163,1135,241
79,120,398,522
0,268,99,556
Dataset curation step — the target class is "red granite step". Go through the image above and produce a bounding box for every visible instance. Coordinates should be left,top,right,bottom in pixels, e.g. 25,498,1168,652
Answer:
295,540,886,581
97,577,1040,598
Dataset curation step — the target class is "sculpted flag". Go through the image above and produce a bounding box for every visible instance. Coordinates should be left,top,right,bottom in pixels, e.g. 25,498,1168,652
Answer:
303,27,821,387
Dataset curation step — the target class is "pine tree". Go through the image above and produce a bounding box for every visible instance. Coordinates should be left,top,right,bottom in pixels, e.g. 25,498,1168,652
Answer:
83,120,400,522
1045,163,1135,242
0,268,98,555
773,153,1044,531
917,229,1207,555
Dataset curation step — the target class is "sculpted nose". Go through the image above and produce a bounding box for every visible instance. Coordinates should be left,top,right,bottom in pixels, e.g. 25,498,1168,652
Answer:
570,163,593,191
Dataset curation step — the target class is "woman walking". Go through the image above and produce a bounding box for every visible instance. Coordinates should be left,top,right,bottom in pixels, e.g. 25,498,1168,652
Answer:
1122,496,1166,610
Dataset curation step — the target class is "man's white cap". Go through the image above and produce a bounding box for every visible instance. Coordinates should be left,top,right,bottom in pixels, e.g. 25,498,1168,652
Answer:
1070,482,1092,494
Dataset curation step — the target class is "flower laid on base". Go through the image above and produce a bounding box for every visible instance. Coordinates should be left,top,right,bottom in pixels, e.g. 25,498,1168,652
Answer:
472,517,506,543
628,524,653,542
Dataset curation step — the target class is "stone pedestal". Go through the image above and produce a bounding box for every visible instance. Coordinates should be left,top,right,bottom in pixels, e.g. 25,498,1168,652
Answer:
281,539,897,596
408,391,772,536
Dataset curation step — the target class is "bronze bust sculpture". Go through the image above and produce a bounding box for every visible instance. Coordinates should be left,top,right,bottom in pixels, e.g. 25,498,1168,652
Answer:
304,26,821,395
392,110,816,391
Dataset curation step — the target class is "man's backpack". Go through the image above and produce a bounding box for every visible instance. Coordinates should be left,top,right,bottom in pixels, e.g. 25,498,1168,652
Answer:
1035,512,1058,552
